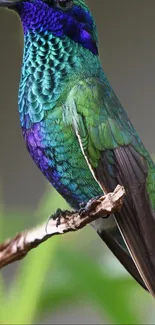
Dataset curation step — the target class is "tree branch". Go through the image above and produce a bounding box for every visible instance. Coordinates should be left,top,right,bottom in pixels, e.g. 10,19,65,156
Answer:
0,185,125,269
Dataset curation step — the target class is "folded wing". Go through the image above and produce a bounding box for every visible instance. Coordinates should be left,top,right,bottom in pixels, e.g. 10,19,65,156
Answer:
64,78,155,295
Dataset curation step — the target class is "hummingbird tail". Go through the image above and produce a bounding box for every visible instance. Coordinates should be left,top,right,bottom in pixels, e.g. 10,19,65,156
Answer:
93,220,148,291
95,145,155,296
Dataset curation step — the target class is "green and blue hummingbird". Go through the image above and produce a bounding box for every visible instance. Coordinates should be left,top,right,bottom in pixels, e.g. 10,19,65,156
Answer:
1,0,155,295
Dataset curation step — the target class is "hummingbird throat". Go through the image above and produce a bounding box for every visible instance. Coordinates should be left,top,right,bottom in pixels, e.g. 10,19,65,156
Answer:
19,30,78,127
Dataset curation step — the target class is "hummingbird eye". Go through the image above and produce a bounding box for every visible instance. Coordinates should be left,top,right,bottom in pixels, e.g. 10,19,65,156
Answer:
55,0,74,11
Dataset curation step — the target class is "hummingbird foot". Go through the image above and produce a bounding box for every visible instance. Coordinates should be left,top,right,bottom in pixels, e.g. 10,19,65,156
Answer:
79,201,87,209
79,196,110,219
45,208,73,233
79,195,101,209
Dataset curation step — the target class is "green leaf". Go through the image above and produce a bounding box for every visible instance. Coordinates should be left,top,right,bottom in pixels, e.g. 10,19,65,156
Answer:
3,186,68,324
7,239,59,324
0,273,6,323
57,248,140,324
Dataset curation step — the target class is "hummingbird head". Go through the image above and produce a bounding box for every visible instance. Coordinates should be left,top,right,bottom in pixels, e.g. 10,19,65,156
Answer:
0,0,98,55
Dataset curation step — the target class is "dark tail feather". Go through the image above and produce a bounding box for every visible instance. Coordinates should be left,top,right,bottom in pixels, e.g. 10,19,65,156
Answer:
95,145,155,296
96,225,148,291
115,195,155,296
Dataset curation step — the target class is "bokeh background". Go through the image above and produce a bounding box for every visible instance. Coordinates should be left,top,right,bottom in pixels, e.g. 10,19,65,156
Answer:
0,0,155,323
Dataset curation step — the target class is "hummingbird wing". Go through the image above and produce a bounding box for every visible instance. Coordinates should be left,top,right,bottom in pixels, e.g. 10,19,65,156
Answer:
64,77,155,296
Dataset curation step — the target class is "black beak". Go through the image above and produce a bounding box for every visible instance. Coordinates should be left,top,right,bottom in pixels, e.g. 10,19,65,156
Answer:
0,0,22,7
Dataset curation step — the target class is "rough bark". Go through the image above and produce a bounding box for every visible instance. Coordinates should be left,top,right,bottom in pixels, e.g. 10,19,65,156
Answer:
0,185,125,269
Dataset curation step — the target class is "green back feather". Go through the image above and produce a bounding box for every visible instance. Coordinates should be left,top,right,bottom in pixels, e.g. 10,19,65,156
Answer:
63,77,155,209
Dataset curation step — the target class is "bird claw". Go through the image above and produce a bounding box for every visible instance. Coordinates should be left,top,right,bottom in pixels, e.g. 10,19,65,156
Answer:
80,196,110,219
45,209,62,233
80,195,101,209
86,195,102,210
45,208,72,233
79,201,87,209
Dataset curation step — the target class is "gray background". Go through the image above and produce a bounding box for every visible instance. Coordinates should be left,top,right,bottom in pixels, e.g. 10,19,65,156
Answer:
0,0,155,323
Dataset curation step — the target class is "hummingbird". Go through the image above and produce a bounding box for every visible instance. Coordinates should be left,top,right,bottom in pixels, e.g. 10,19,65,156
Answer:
1,0,155,295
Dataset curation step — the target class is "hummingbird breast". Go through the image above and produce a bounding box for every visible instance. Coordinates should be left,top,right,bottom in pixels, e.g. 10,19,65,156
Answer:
22,106,101,208
18,30,104,207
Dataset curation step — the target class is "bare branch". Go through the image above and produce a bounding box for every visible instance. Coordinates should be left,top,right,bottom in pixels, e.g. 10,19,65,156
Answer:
0,185,125,269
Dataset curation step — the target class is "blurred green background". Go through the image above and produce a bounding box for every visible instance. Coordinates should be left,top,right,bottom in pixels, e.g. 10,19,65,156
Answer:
0,0,155,324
